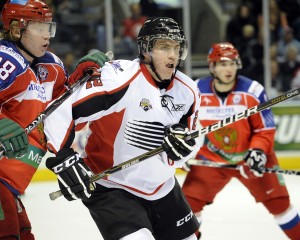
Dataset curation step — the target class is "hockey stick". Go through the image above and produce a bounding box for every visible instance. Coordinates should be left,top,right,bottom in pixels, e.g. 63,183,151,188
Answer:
49,87,300,200
49,146,163,200
187,159,300,176
0,51,114,156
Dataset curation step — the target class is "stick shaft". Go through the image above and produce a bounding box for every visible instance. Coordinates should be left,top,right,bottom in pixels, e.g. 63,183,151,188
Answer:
49,147,163,200
1,51,114,156
27,50,113,133
49,88,300,200
187,159,300,176
196,87,300,138
0,73,92,158
25,73,93,134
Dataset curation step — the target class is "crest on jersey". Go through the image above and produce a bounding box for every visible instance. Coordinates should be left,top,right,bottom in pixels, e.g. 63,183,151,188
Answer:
160,94,185,115
214,127,237,150
37,122,46,147
139,98,152,111
37,65,48,81
233,94,242,104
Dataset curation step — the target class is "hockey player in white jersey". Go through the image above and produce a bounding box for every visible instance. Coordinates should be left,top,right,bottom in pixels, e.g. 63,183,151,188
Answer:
44,17,201,240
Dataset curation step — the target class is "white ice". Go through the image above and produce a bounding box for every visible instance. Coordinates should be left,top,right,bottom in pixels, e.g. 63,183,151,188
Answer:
22,173,300,240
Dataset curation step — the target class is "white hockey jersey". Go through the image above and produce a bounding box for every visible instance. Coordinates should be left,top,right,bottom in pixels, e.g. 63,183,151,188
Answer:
44,59,201,200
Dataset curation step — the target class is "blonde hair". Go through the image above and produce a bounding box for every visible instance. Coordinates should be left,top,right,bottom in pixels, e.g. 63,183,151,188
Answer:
0,20,21,42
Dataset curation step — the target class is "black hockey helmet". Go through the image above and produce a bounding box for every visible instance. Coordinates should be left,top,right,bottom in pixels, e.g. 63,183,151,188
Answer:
137,17,188,60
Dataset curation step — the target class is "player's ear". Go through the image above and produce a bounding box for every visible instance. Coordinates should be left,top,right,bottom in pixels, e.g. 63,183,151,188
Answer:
143,52,151,63
209,62,215,73
11,25,21,39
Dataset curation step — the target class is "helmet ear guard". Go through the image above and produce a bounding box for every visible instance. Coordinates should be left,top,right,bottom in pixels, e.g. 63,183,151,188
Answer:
137,17,188,60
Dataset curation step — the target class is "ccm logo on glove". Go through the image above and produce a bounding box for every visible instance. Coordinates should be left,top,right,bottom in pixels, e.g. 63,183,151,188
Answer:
51,154,80,173
46,148,95,201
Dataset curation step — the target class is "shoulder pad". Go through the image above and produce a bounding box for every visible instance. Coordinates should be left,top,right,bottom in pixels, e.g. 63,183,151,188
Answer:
36,51,65,68
197,76,213,93
236,75,265,101
0,45,29,90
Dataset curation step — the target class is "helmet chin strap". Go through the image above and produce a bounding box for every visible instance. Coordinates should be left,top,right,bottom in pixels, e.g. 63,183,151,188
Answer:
145,56,180,85
17,34,38,59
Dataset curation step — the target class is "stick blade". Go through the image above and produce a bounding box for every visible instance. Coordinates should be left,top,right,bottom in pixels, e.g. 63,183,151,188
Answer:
105,51,114,60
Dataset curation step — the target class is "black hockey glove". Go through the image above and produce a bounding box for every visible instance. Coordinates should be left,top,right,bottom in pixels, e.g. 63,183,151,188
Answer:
0,118,29,159
46,148,96,201
239,148,267,179
162,123,196,161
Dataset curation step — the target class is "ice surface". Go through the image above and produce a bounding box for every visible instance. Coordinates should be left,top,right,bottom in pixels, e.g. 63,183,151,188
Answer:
22,173,300,240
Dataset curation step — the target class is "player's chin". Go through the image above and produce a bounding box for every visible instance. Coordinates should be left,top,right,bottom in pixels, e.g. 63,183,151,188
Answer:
224,77,235,83
164,69,175,77
162,73,173,80
37,48,47,57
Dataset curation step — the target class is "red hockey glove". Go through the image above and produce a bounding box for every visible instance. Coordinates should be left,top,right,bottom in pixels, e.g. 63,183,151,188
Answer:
239,149,267,179
68,51,110,86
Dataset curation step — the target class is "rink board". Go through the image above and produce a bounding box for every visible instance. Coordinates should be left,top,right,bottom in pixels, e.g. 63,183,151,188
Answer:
32,154,300,182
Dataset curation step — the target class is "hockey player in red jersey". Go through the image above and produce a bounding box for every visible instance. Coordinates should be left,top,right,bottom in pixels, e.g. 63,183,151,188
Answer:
0,1,66,239
182,42,300,239
0,0,108,239
44,17,201,240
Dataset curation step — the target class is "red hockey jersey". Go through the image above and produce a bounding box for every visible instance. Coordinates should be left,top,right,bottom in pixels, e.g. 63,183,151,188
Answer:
196,75,276,164
0,40,67,194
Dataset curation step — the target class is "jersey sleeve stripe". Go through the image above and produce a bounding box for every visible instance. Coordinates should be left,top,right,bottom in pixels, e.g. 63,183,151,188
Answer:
72,85,129,120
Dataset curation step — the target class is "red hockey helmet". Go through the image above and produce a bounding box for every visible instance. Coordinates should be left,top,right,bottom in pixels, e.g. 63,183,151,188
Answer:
2,0,53,31
207,42,242,69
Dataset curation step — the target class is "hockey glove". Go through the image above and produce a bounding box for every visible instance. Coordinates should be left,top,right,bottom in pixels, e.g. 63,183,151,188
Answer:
46,148,96,201
162,123,196,161
239,149,267,179
68,51,110,86
0,118,29,159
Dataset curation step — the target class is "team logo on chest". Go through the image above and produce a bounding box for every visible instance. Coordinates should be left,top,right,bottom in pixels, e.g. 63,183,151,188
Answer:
37,65,48,81
161,94,185,115
232,94,242,104
214,127,237,150
139,98,153,111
